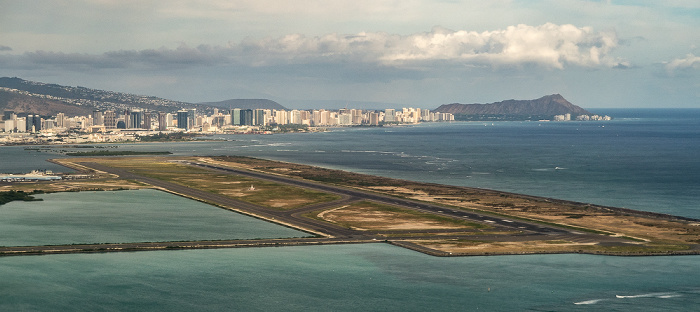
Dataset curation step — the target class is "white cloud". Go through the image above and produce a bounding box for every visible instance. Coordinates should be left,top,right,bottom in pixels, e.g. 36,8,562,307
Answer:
2,23,620,72
237,23,621,69
375,23,620,69
665,54,700,72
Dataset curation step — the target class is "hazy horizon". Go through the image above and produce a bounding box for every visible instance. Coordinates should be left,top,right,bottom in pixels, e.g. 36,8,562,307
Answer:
1,1,698,109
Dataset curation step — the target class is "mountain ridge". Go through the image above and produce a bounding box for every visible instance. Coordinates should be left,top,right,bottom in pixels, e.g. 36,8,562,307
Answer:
198,99,287,111
434,94,591,116
0,77,286,116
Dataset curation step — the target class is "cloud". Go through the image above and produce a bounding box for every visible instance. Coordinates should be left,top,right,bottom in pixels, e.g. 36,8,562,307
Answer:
0,45,12,52
1,24,621,72
665,53,700,72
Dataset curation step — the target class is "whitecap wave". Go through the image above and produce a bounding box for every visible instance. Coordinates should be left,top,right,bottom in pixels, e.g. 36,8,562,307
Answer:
616,292,676,299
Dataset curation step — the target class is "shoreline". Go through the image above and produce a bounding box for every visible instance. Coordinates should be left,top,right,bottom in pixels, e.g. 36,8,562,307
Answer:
1,155,698,258
2,236,699,258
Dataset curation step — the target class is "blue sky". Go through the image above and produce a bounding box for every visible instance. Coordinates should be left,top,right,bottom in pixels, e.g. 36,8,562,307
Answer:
0,0,698,109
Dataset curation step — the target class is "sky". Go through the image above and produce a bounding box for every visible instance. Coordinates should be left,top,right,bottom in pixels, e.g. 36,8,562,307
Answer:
0,0,698,109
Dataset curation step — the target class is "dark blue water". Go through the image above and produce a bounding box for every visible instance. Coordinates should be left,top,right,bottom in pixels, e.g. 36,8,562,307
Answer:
2,108,699,311
78,108,696,218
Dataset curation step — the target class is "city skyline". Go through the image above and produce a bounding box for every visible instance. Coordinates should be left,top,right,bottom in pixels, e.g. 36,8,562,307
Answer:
1,1,698,109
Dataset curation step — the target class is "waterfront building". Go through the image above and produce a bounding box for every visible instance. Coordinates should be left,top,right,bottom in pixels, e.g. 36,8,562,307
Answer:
311,110,321,126
254,109,266,126
320,110,330,125
338,113,351,125
369,112,379,126
290,110,302,125
242,109,253,126
274,109,288,125
384,109,395,122
232,108,241,125
351,109,362,125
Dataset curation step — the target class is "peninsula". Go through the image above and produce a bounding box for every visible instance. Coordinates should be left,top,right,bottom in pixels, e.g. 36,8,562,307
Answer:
1,156,698,257
434,94,610,121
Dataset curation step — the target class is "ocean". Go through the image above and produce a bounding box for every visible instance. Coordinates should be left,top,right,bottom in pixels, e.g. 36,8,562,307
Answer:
61,107,696,219
1,108,699,310
0,189,306,247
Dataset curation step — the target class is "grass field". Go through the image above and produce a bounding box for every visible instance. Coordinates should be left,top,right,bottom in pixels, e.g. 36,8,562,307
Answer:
309,201,486,231
86,157,341,210
4,155,697,257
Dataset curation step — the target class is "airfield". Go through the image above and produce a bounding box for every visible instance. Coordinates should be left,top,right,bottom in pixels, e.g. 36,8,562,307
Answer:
1,156,699,257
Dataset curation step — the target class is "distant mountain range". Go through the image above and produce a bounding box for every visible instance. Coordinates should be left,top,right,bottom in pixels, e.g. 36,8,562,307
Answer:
0,77,286,116
1,77,592,120
198,99,287,111
434,94,590,119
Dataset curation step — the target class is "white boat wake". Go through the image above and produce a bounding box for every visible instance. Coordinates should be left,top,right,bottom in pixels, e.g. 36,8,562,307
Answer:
574,291,683,305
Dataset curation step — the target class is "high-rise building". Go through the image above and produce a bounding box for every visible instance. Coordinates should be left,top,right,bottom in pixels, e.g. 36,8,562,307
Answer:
56,113,66,128
320,110,330,125
384,109,395,122
123,110,131,129
312,110,322,126
369,112,379,126
25,115,33,132
142,111,152,129
254,109,266,126
26,115,41,132
3,119,14,132
351,109,362,125
232,108,241,125
176,110,189,129
244,109,254,126
188,109,197,128
166,113,174,127
3,110,14,121
290,110,302,125
129,110,143,129
338,113,351,125
103,111,116,128
158,112,168,131
16,117,26,132
92,111,104,126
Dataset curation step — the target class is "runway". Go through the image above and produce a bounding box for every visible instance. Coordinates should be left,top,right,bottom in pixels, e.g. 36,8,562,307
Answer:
0,159,638,257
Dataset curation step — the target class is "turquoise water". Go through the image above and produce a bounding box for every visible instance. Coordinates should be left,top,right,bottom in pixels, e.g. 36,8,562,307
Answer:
0,189,307,246
1,109,699,310
27,109,697,218
1,244,699,311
